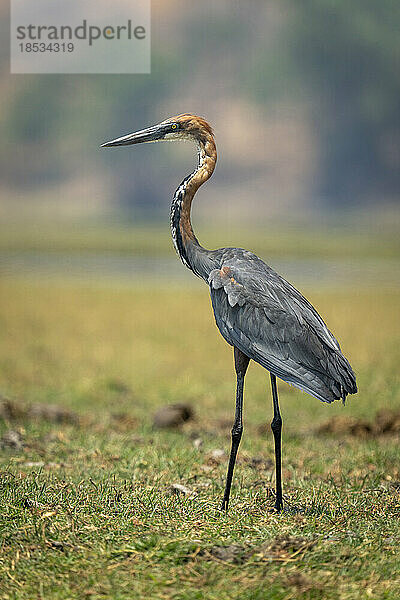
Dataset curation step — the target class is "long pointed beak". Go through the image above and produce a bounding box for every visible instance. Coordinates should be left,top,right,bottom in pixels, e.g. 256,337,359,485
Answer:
101,124,164,148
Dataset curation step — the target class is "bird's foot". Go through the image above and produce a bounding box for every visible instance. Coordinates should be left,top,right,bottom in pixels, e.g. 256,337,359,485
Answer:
220,498,229,512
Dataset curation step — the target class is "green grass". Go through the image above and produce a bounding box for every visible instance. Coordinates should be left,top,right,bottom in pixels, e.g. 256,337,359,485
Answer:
1,222,399,260
0,280,399,599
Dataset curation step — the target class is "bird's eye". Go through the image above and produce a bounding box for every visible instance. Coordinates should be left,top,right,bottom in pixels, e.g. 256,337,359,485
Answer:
171,123,179,130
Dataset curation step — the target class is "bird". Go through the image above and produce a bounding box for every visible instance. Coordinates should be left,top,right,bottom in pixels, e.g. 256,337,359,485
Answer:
102,114,357,512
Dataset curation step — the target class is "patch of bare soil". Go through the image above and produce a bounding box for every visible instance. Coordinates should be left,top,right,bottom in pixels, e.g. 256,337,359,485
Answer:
317,409,400,437
109,412,138,432
284,572,323,594
207,544,248,564
0,395,139,433
0,396,79,425
201,536,315,564
153,404,194,428
29,403,79,424
0,429,24,450
258,536,315,559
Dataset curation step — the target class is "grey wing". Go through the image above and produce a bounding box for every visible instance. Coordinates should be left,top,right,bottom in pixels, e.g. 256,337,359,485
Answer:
208,259,357,404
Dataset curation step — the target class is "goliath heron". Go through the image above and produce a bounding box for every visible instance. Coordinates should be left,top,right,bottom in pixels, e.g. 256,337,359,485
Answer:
102,114,357,512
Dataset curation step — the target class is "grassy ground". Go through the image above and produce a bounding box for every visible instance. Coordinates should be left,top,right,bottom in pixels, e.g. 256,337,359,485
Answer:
0,279,399,599
1,222,399,260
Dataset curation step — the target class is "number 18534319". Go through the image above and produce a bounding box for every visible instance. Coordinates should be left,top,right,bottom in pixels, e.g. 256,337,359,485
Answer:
19,42,75,52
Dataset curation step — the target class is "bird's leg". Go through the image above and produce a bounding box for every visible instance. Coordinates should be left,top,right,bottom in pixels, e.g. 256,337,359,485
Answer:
270,374,283,512
221,347,250,512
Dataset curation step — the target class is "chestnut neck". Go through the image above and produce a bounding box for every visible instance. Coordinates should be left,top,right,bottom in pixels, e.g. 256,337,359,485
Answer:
170,134,217,280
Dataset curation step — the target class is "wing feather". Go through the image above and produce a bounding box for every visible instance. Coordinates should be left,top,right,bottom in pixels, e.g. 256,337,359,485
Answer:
209,256,357,403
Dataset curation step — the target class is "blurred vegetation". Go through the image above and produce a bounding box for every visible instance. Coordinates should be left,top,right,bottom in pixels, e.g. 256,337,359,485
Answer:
0,222,399,260
1,1,399,219
289,0,400,204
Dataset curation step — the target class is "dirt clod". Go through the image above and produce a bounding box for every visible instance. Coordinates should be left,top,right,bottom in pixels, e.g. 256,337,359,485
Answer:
0,396,81,426
211,448,225,459
153,404,194,428
29,403,79,424
47,540,65,551
205,448,226,466
285,573,321,593
170,483,194,496
202,536,315,566
207,544,249,564
317,409,400,437
0,430,24,450
263,535,314,557
0,397,26,420
374,409,400,434
110,412,138,432
192,437,203,449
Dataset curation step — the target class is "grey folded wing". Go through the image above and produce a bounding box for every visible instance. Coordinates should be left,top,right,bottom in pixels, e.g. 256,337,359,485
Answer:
208,262,357,403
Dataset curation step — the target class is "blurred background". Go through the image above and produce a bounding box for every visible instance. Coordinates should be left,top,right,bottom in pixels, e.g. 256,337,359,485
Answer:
1,0,399,253
0,0,399,284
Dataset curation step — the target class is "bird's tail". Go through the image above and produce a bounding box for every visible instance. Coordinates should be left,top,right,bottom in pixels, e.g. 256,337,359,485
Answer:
330,350,357,402
305,350,357,404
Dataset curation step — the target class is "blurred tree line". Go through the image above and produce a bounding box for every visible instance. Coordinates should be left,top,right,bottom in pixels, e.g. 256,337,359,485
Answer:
290,0,400,205
0,0,399,215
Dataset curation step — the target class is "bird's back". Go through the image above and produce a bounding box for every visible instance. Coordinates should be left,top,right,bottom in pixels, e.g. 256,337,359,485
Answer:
208,247,357,404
